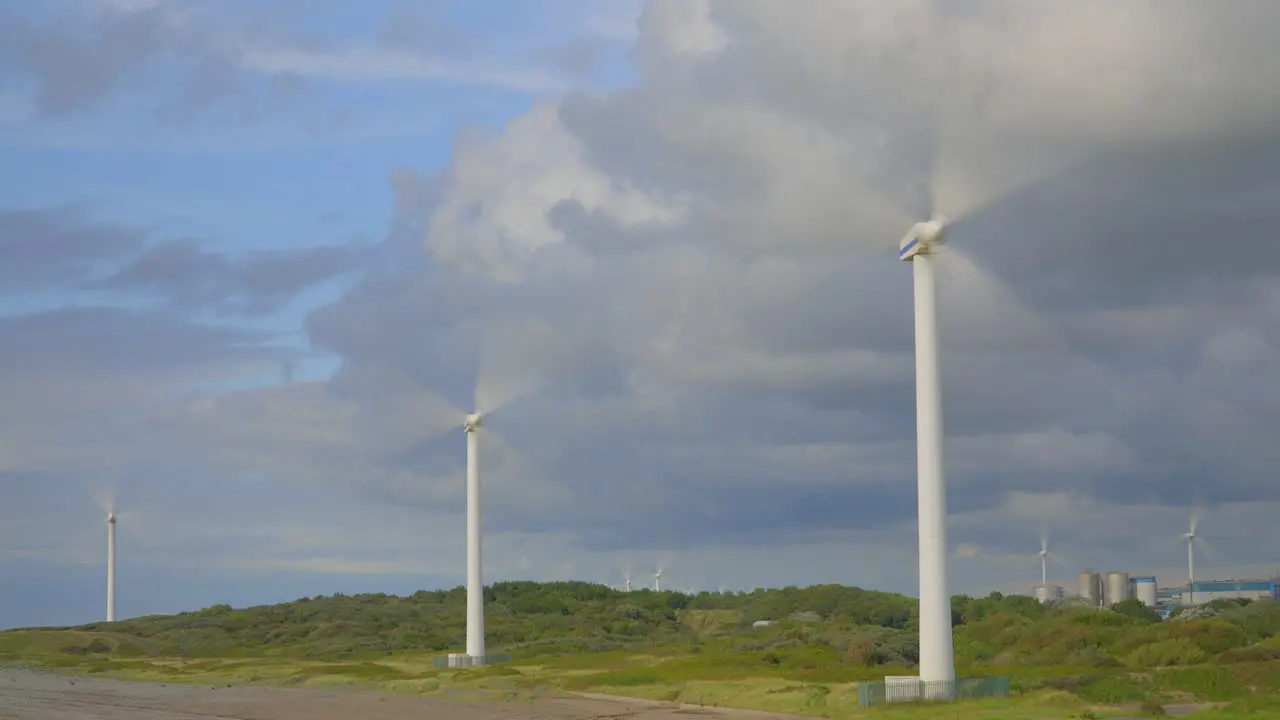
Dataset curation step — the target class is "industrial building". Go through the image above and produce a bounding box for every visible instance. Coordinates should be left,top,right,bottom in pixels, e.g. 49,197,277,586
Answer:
1075,571,1159,608
1077,570,1104,606
1067,570,1279,612
1131,576,1157,607
1034,584,1065,603
1106,571,1131,605
1162,580,1279,607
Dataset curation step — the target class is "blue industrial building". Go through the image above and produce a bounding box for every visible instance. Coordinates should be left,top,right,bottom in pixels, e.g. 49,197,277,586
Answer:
1159,580,1278,608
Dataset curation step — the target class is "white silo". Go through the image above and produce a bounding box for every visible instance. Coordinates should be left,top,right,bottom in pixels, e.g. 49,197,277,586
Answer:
1078,571,1103,606
1133,576,1157,606
1035,585,1064,603
1106,572,1131,606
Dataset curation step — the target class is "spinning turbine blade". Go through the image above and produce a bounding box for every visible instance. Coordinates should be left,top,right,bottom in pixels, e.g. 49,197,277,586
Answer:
91,483,117,517
1194,534,1223,566
339,363,466,454
474,317,564,417
935,246,1069,355
926,77,1088,227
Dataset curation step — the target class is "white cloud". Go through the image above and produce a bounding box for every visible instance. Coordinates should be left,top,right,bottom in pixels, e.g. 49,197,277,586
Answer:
5,0,1280,618
238,47,572,93
426,101,687,282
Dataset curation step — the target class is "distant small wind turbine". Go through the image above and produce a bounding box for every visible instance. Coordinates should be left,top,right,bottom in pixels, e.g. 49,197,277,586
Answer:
106,510,117,622
92,487,142,623
1037,527,1060,588
1183,509,1208,605
654,568,662,592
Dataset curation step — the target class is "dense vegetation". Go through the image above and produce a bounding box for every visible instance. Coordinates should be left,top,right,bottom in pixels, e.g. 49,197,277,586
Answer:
44,581,1280,672
8,583,1280,716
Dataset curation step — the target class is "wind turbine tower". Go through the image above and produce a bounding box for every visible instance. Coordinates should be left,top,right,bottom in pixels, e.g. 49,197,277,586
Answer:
464,413,485,661
106,511,117,622
654,569,662,592
1184,514,1199,606
899,216,956,686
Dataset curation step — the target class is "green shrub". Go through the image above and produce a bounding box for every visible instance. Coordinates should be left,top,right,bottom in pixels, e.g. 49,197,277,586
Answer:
1125,639,1208,667
1078,674,1147,704
1152,666,1245,701
1113,599,1162,623
1212,645,1280,664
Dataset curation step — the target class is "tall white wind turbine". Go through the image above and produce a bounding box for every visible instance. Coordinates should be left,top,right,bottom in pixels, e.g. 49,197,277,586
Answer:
1184,511,1201,605
654,568,662,592
890,82,1089,687
343,318,564,665
93,486,142,623
463,411,485,659
1038,538,1049,590
106,510,117,622
898,213,955,686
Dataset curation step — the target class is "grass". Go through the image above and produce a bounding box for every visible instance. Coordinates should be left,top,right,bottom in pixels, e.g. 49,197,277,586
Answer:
5,629,1280,718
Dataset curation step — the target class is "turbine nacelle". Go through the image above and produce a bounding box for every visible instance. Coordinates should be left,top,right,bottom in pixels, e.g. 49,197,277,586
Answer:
107,512,116,525
898,216,950,261
463,413,483,433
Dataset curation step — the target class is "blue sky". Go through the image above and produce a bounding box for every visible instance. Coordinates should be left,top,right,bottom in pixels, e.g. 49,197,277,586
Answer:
3,0,1280,629
0,0,643,625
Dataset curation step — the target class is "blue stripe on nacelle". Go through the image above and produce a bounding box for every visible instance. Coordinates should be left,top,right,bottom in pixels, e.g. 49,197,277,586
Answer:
899,237,920,260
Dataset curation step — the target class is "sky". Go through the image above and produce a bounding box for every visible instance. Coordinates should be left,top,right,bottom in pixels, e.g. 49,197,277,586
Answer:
2,0,1280,629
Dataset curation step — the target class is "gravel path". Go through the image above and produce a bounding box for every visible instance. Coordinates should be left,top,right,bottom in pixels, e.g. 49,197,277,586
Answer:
0,669,807,719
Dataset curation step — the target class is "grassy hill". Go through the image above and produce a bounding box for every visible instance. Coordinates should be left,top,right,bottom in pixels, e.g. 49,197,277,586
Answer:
5,582,1280,718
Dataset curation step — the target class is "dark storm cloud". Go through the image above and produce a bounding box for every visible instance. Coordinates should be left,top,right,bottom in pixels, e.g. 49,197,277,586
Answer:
963,140,1280,314
100,238,369,317
0,207,143,293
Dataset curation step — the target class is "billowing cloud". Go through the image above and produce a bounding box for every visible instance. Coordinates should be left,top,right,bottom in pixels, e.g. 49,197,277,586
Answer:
296,0,1280,560
4,0,1280,628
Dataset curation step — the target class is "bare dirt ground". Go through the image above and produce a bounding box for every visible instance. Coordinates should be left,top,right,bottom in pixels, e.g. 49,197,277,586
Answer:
0,669,806,720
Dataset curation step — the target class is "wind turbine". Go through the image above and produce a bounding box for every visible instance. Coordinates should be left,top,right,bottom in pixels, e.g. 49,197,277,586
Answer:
1033,528,1072,594
898,207,957,686
106,510,117,622
887,74,1104,684
624,571,633,593
1184,510,1201,606
339,318,565,665
1038,540,1049,590
92,486,143,623
654,568,662,592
